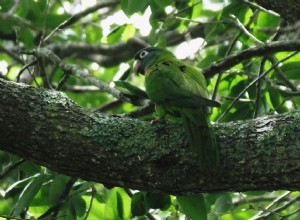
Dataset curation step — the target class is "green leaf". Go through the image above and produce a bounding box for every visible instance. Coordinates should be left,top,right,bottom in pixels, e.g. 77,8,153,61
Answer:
131,192,171,216
106,187,131,219
121,0,148,15
243,191,266,196
49,175,71,204
114,80,148,99
86,26,103,43
121,24,136,41
153,0,172,8
267,86,288,114
205,193,223,206
18,161,41,174
105,24,135,43
0,0,15,12
13,174,46,216
131,192,147,216
69,195,86,217
198,54,221,69
177,194,207,220
213,194,232,215
253,11,280,42
71,181,94,195
0,19,15,36
46,14,71,29
222,2,248,22
5,175,39,198
280,62,300,80
106,25,126,44
66,200,77,220
222,102,253,122
144,192,171,210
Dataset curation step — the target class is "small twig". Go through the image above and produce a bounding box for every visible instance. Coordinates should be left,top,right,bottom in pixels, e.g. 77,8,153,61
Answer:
266,196,300,215
56,69,72,91
217,51,299,122
62,85,100,93
174,16,225,25
0,159,25,180
249,191,291,219
242,0,280,17
38,0,51,48
253,58,267,118
267,79,300,96
43,0,120,42
221,96,254,103
265,191,291,210
0,45,24,64
82,186,96,220
0,13,40,31
228,14,264,45
175,1,202,17
280,207,300,219
124,101,155,118
251,194,300,220
19,48,130,102
8,0,20,14
62,63,130,102
0,215,24,220
38,177,78,219
267,55,297,91
94,100,123,112
212,10,259,101
37,57,51,89
232,194,291,208
258,21,300,34
17,60,37,83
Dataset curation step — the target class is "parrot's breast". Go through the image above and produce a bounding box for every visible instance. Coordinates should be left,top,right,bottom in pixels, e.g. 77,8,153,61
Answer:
144,69,167,104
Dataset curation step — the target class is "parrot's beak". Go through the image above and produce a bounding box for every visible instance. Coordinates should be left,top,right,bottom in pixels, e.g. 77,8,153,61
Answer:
133,59,141,75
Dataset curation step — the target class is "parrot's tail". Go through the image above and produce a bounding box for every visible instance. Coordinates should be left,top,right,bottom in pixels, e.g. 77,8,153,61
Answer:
180,107,219,170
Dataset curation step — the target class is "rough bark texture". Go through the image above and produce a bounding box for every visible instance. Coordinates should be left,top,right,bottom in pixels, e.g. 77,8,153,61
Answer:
255,0,300,23
1,78,300,194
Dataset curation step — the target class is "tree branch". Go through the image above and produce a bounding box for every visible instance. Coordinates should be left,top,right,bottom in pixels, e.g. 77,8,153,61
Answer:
20,48,131,102
1,78,300,194
45,25,205,67
203,40,300,78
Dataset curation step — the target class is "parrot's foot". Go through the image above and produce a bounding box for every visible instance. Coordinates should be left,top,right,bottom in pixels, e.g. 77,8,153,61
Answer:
150,118,166,125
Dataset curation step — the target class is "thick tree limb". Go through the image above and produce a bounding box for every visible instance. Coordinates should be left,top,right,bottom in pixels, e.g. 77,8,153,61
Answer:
1,78,300,194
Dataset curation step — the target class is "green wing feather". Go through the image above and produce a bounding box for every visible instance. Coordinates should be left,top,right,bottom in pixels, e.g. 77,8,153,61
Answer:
145,56,219,169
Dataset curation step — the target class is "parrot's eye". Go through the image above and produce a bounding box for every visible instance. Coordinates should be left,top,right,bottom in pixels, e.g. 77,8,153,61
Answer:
139,51,149,59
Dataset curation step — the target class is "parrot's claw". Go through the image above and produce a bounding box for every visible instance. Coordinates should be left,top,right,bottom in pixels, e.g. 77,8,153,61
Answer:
150,118,166,125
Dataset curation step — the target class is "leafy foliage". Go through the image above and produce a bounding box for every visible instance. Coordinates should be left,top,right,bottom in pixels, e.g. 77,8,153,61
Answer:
1,0,300,219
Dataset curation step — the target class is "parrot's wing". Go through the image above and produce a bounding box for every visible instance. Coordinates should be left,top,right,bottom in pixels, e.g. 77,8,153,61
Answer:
148,61,219,107
168,95,221,107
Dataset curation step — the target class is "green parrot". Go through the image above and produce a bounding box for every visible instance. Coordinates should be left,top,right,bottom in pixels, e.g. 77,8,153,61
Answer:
133,47,220,169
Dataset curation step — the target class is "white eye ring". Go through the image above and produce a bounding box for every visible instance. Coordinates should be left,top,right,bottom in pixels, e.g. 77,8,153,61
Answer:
140,51,148,59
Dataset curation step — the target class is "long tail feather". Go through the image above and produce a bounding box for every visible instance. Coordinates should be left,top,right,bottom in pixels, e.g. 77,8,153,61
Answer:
180,107,219,170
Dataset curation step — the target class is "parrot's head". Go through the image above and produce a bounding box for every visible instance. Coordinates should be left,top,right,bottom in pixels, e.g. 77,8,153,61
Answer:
133,47,174,75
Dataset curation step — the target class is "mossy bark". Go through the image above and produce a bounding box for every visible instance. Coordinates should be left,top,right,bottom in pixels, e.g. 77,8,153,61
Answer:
1,79,300,194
